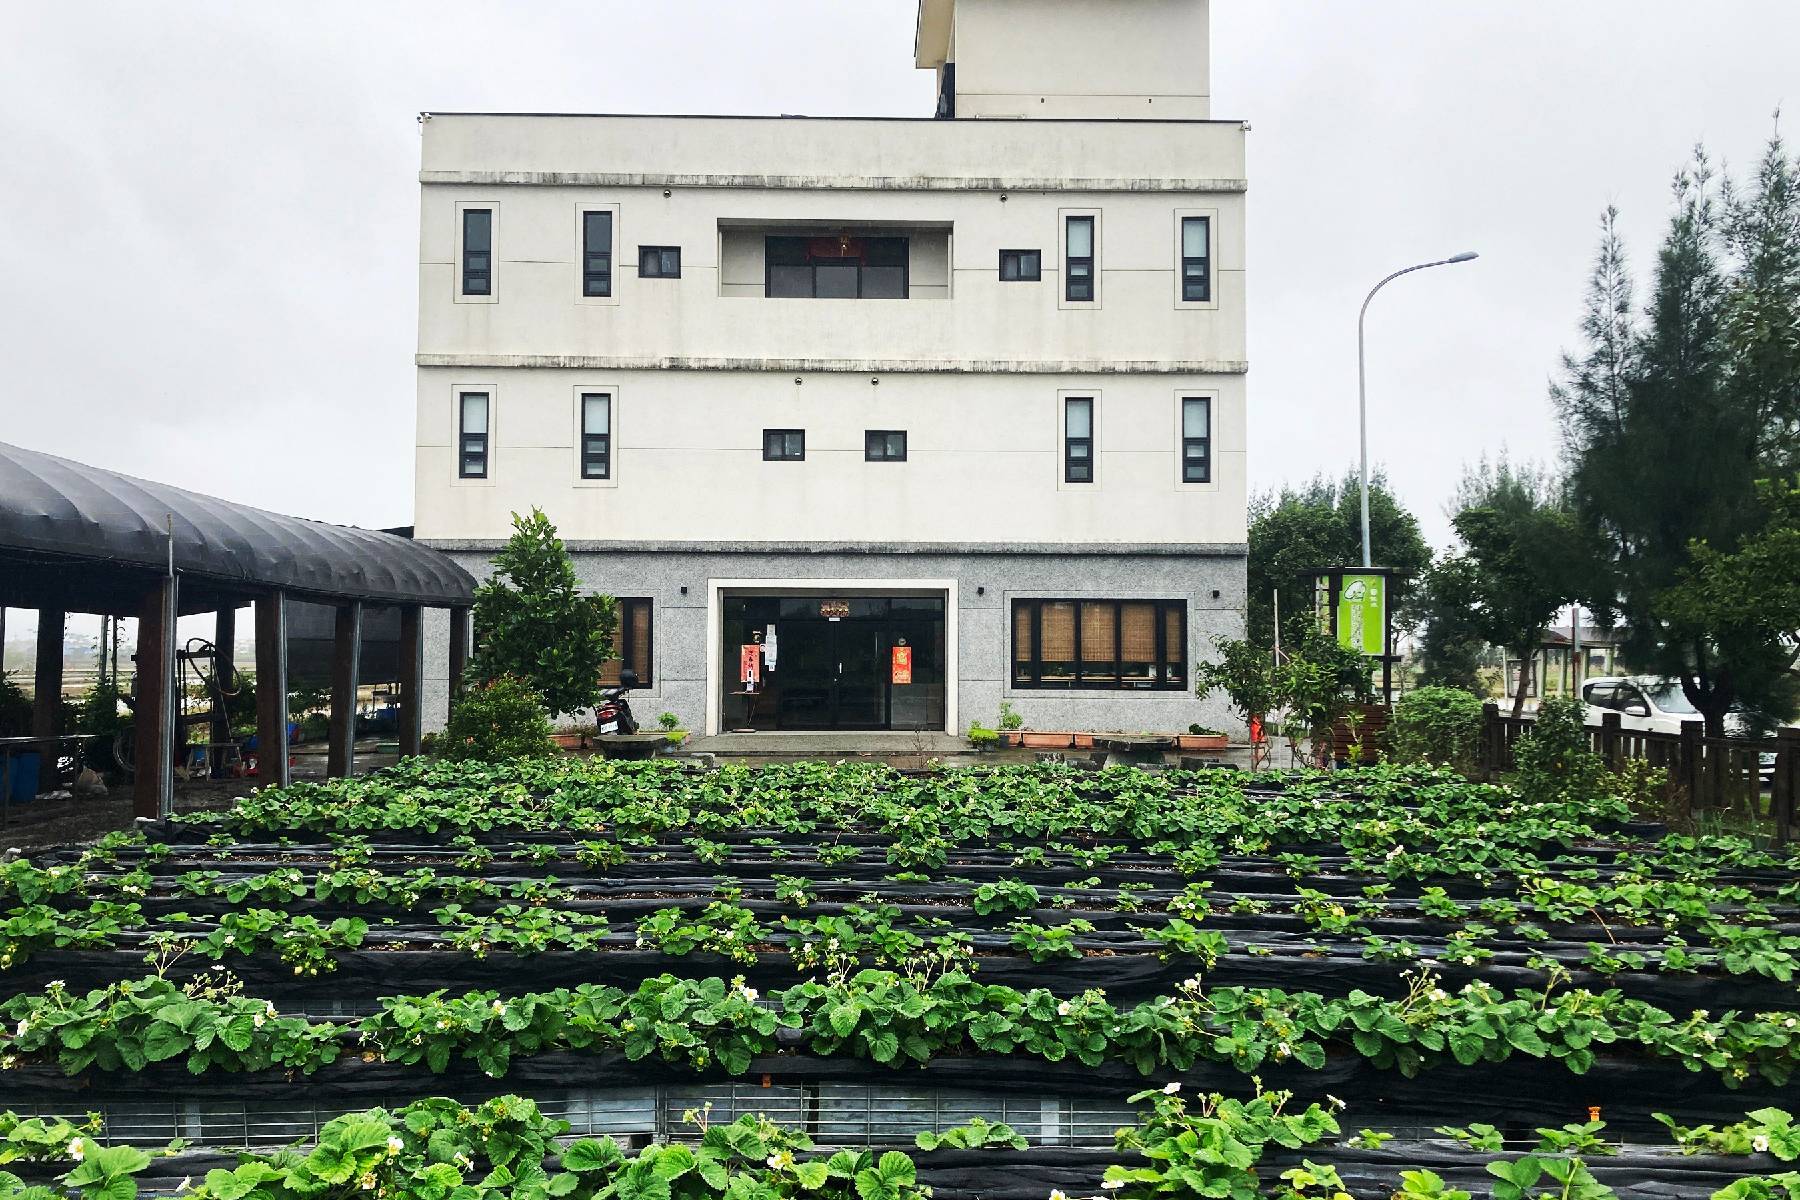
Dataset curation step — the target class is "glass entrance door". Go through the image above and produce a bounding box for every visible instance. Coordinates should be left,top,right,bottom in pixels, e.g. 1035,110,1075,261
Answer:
719,594,946,732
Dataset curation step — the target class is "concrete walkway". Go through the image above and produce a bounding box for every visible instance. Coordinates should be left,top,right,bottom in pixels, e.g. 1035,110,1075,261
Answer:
681,731,1253,771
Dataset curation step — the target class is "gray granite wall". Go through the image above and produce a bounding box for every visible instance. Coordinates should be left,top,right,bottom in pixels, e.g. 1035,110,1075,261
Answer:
427,546,1247,738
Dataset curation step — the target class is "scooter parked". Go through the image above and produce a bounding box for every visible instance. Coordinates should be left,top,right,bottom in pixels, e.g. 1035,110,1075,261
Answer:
596,669,641,735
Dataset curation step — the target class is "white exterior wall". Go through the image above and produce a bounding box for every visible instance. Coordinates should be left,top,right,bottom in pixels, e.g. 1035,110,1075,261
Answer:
412,2,1247,736
917,0,1211,121
417,367,1245,545
413,115,1248,547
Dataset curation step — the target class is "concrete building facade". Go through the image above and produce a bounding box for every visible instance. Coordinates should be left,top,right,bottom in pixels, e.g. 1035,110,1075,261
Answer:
415,0,1250,737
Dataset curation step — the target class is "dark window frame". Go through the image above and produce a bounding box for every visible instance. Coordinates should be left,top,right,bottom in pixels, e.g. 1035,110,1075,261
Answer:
1181,216,1211,303
1065,215,1095,302
762,429,806,461
602,597,655,687
580,392,612,480
582,210,614,298
1181,396,1211,484
865,430,908,462
639,246,681,278
461,208,492,296
458,391,489,480
1011,598,1188,691
763,235,910,299
1064,396,1094,484
999,249,1041,282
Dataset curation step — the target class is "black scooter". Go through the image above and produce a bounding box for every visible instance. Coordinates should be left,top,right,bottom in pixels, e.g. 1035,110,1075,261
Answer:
596,669,641,735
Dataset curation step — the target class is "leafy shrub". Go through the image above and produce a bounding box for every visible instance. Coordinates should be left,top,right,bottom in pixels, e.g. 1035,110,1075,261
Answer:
440,676,556,762
1390,686,1485,772
0,674,30,739
998,701,1024,731
967,722,999,747
1512,695,1605,805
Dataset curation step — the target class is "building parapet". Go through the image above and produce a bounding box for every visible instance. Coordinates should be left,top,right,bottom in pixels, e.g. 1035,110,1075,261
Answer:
415,354,1250,375
419,170,1247,194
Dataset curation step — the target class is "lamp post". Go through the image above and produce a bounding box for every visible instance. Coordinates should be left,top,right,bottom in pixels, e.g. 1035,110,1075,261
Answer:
1357,251,1479,568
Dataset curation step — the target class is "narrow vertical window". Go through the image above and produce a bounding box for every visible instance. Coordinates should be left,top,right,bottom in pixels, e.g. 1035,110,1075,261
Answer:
1065,216,1094,302
581,392,612,479
1181,216,1211,302
461,209,492,296
1181,397,1211,483
1064,397,1093,483
583,211,613,297
458,392,489,479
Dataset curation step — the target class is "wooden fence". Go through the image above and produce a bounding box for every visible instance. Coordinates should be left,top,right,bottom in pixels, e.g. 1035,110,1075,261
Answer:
1478,703,1800,844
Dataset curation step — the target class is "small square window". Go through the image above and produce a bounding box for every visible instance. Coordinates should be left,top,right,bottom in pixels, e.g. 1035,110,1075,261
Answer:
865,430,908,462
763,429,805,461
999,249,1041,282
639,246,681,278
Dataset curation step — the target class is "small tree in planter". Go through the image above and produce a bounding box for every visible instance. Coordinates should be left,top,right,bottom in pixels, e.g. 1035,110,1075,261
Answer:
1280,632,1376,767
470,508,617,721
441,675,556,762
1194,637,1281,768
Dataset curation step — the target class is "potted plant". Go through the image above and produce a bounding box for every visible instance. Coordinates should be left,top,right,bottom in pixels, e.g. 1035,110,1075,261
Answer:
1175,724,1229,752
997,701,1025,747
552,723,589,750
657,712,688,745
967,721,1000,752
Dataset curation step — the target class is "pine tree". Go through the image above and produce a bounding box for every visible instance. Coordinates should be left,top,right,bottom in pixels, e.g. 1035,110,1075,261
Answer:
1556,145,1798,736
469,508,617,719
1722,122,1800,476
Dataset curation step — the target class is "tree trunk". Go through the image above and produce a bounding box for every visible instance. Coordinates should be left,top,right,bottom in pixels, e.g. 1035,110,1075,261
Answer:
1510,647,1535,719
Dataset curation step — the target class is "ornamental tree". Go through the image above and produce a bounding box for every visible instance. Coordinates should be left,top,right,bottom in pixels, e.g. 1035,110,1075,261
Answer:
469,508,617,719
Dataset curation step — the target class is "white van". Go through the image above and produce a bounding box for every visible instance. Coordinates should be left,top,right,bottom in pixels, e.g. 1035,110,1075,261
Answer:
1580,676,1773,785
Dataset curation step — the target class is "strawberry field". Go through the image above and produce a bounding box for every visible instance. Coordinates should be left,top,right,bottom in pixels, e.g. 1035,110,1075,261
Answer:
5,758,1800,1199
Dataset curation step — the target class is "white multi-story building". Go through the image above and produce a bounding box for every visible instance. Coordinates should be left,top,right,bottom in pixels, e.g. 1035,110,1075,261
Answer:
415,0,1248,737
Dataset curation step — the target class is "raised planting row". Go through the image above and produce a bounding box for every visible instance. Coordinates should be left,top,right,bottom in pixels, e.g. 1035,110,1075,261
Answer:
5,967,1798,1092
6,806,1799,1013
7,757,1800,1193
9,1089,1800,1200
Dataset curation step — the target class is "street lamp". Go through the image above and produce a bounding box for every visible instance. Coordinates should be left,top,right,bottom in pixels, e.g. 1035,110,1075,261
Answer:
1357,251,1479,567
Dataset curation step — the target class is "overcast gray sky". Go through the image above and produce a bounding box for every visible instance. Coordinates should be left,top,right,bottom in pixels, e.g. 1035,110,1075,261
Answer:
2,1,1796,551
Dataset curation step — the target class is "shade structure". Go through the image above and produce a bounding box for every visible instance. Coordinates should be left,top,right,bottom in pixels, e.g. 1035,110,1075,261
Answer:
0,440,474,613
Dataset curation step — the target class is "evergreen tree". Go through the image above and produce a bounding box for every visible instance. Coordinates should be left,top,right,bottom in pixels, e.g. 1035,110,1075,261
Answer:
1412,554,1489,692
1447,458,1596,718
1245,470,1431,647
1722,124,1800,476
1557,143,1800,735
469,508,617,720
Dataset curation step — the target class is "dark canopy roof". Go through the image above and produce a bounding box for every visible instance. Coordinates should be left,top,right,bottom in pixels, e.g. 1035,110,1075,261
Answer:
0,440,474,613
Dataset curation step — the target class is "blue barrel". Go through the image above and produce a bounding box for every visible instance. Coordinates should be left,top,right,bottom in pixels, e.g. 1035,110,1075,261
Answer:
5,752,40,804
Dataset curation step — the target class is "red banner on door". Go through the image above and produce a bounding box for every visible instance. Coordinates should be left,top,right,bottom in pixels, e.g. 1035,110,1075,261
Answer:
740,644,762,687
891,645,913,685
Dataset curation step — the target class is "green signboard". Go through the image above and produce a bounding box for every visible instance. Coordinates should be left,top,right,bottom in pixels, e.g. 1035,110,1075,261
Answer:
1336,574,1386,656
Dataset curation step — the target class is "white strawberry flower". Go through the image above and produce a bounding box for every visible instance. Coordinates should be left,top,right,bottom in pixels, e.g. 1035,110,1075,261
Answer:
1755,1135,1772,1153
387,1136,404,1155
68,1138,85,1161
1161,1081,1181,1095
